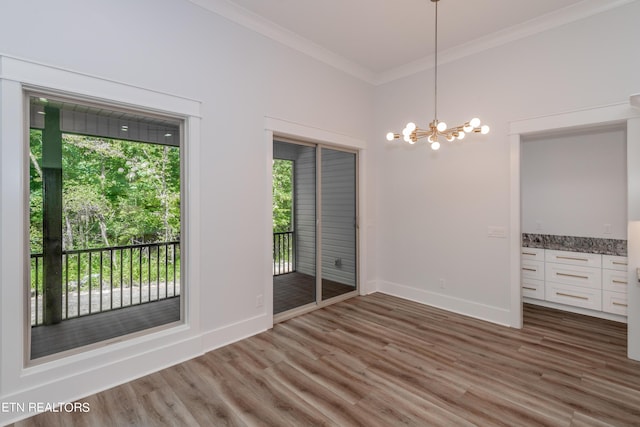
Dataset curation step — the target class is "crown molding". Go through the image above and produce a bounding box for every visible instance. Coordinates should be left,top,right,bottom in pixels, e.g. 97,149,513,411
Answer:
187,0,377,84
188,0,637,86
376,0,638,85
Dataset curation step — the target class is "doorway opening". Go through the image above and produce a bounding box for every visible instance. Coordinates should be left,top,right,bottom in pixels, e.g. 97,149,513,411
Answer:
520,125,627,325
272,140,358,318
509,99,640,361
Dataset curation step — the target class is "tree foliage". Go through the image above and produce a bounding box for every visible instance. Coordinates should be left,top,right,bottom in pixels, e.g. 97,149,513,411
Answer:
29,130,180,253
272,159,293,232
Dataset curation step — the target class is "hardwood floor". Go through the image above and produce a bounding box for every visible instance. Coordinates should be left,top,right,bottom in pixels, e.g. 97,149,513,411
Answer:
273,272,356,314
30,297,181,359
12,295,640,426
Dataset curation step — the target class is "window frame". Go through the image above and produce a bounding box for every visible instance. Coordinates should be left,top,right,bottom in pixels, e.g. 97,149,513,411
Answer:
25,90,186,360
0,55,201,386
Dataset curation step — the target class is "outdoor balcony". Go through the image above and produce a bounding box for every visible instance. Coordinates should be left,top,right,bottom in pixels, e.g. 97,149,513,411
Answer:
30,241,181,359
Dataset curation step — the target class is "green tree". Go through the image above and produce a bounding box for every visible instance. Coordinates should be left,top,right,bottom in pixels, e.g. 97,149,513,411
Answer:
29,131,181,253
272,159,293,232
29,130,44,252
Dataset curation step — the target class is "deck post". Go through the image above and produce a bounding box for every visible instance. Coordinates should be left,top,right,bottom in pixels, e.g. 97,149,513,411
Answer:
42,105,63,324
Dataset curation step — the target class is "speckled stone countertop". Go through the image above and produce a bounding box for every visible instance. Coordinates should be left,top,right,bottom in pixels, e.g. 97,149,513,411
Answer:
522,233,627,256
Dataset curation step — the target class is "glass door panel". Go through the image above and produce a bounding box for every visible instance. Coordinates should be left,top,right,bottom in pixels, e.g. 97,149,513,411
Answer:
320,148,357,301
273,141,316,314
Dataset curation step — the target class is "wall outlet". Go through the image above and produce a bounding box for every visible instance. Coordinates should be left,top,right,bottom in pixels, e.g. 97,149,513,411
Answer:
604,224,612,235
536,221,542,231
256,294,264,308
439,278,445,289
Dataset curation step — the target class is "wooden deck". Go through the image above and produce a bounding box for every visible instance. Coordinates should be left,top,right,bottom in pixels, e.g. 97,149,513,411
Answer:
273,272,355,314
14,296,640,426
31,297,181,359
31,270,352,359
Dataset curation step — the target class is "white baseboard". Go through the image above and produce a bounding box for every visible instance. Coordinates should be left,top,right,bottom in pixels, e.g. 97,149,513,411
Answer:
378,280,513,327
1,313,271,425
359,279,379,295
200,313,270,353
0,334,202,425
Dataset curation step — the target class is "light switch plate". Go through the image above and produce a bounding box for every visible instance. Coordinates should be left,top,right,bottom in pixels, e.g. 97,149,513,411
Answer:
488,226,507,238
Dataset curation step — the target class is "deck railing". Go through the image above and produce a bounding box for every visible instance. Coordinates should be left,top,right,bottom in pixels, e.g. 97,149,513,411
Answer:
273,231,295,276
30,241,180,326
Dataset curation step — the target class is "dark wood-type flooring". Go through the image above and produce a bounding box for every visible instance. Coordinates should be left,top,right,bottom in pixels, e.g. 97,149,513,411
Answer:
13,295,640,426
32,269,352,360
31,297,180,359
273,272,355,314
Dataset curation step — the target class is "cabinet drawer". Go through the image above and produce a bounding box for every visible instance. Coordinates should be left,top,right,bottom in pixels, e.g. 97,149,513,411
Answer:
545,283,602,311
602,291,628,316
521,247,544,262
602,255,628,271
603,269,628,294
522,279,544,300
522,260,544,281
545,263,601,289
545,250,601,268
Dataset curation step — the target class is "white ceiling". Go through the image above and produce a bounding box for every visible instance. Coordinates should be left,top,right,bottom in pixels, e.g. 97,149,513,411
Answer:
190,0,634,84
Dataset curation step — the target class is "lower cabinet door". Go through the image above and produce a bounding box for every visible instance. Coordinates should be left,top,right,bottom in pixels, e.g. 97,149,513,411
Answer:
545,282,602,311
522,279,544,300
602,269,628,294
545,263,601,289
603,291,628,315
522,260,544,281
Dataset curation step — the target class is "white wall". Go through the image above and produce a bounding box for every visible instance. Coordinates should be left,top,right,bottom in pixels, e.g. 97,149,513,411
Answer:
374,1,640,325
521,126,627,239
0,0,373,423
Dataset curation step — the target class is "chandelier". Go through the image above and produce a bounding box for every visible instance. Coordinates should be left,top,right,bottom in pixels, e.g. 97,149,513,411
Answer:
386,0,489,150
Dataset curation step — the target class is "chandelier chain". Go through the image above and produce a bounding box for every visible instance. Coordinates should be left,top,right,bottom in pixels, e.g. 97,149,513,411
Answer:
434,0,438,122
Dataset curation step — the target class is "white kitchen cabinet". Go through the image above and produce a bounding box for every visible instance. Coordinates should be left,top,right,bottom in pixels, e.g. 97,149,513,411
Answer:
521,248,545,300
522,248,627,318
545,282,602,311
545,249,602,268
602,255,628,315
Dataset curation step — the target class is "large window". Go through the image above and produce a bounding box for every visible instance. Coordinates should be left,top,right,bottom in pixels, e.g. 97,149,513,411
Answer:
28,94,183,360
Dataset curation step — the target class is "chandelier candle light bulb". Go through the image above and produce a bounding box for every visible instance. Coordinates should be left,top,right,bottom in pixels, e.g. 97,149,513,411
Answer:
385,0,489,151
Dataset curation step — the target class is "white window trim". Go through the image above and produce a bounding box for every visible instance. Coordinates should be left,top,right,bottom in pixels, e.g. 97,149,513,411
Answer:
0,55,202,413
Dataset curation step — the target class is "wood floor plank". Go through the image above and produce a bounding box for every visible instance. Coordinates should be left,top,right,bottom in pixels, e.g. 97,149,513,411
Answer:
224,358,334,426
161,362,248,427
264,361,369,427
11,296,640,426
139,386,200,426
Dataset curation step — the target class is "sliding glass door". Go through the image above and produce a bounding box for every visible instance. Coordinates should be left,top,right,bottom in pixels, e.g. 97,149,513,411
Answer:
272,141,357,316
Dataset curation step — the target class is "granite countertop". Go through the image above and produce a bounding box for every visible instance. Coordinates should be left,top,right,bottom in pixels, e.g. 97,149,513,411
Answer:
522,233,626,257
